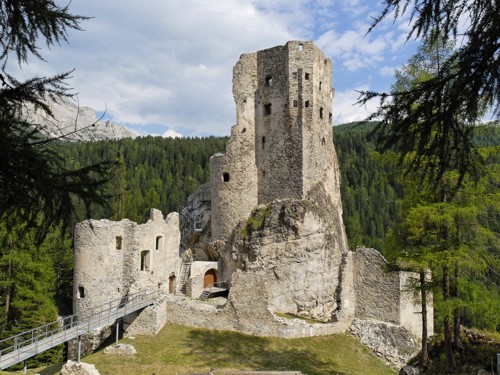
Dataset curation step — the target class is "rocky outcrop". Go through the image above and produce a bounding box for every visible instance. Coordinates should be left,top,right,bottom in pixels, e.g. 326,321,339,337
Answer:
22,96,136,142
59,360,100,375
103,343,137,356
218,194,352,323
350,318,419,369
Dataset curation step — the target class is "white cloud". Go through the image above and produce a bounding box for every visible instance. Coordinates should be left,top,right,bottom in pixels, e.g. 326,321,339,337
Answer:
162,129,183,138
333,86,379,125
379,65,397,77
8,0,419,136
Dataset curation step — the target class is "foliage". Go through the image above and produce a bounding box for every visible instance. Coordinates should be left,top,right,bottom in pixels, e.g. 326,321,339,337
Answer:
0,1,113,240
359,0,500,189
0,221,67,367
62,135,227,224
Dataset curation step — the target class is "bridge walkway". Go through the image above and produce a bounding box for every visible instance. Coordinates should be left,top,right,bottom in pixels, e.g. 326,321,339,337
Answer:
0,289,160,370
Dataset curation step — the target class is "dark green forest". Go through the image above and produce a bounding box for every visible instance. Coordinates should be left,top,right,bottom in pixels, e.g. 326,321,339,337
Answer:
1,122,498,367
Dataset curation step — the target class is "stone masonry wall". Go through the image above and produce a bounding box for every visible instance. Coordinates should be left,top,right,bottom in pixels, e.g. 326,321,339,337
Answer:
73,209,180,318
210,52,259,241
353,247,400,324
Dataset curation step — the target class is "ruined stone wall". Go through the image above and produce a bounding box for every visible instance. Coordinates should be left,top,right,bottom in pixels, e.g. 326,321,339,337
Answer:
353,247,433,338
254,43,303,203
210,53,259,241
73,209,180,317
353,247,400,324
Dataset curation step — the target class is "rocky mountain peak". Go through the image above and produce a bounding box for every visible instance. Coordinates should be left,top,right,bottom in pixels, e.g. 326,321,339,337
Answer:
22,96,137,142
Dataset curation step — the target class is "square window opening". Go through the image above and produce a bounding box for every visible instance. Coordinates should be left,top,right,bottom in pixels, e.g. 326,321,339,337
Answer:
264,103,272,115
265,75,273,86
78,286,85,299
223,172,230,182
305,100,310,108
115,236,122,250
320,107,324,119
305,73,310,80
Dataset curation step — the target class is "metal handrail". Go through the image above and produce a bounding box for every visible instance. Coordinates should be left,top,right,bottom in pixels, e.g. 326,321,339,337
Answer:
0,289,160,370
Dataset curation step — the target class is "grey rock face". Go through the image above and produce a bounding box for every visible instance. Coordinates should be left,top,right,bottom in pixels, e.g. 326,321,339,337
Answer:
59,360,100,375
350,318,420,369
22,96,136,142
103,343,137,355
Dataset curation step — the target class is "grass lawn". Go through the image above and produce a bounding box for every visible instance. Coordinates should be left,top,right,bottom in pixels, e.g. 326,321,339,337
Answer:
1,324,396,375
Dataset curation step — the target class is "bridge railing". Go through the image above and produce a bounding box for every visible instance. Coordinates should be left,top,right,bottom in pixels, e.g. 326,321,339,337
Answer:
0,289,160,368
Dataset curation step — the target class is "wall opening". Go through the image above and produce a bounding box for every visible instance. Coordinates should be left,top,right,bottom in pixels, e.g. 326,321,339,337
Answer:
115,236,122,250
292,71,298,80
223,172,230,182
319,81,322,90
298,43,304,51
169,275,176,294
262,136,266,149
140,250,151,271
264,103,272,115
329,112,333,124
305,100,310,108
305,73,310,80
155,235,163,250
78,286,85,299
204,269,219,288
241,127,246,133
265,75,273,87
293,100,298,108
322,137,326,146
320,107,324,119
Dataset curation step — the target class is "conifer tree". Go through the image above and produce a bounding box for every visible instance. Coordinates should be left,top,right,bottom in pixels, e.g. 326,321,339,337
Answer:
358,0,499,189
0,1,113,238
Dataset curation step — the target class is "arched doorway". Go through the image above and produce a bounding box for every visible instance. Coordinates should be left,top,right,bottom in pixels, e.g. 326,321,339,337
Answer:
203,269,218,288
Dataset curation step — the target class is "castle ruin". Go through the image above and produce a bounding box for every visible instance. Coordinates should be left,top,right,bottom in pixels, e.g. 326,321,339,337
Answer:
73,41,433,368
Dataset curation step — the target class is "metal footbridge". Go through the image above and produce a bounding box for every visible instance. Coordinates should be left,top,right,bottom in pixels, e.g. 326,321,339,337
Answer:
0,289,160,370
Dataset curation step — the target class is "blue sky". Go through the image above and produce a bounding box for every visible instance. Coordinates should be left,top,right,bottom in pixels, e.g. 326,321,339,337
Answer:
17,0,419,137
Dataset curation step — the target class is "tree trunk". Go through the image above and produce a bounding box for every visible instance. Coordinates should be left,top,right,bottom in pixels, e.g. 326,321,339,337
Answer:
4,237,13,324
452,264,463,350
443,265,456,371
420,270,429,368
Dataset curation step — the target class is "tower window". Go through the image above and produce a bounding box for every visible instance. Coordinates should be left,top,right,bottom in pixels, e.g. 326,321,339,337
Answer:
293,100,298,108
223,172,230,182
298,44,304,51
262,136,266,149
140,250,151,271
305,73,310,80
322,137,326,146
320,107,324,119
78,286,85,299
265,75,273,86
264,103,272,115
115,236,122,250
329,113,333,124
156,235,163,250
319,81,322,91
305,101,310,108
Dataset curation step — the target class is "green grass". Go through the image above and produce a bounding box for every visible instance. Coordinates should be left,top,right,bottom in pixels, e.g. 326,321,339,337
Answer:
2,324,396,375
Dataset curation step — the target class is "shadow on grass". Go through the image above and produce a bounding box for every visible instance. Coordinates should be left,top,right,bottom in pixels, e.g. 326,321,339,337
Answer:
184,329,348,375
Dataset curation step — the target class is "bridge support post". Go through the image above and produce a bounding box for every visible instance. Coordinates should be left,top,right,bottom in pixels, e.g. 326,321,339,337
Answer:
23,359,27,374
115,319,120,344
77,336,81,363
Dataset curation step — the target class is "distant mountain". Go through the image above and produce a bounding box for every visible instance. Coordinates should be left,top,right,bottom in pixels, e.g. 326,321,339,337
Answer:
22,96,137,142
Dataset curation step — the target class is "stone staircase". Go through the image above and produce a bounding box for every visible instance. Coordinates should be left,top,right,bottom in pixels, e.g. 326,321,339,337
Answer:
178,262,191,295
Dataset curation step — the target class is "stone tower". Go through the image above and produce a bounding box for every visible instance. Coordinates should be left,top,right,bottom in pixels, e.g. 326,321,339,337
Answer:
211,41,346,247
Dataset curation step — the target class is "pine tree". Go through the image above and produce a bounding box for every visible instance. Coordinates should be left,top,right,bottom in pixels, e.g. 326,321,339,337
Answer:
0,1,113,238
